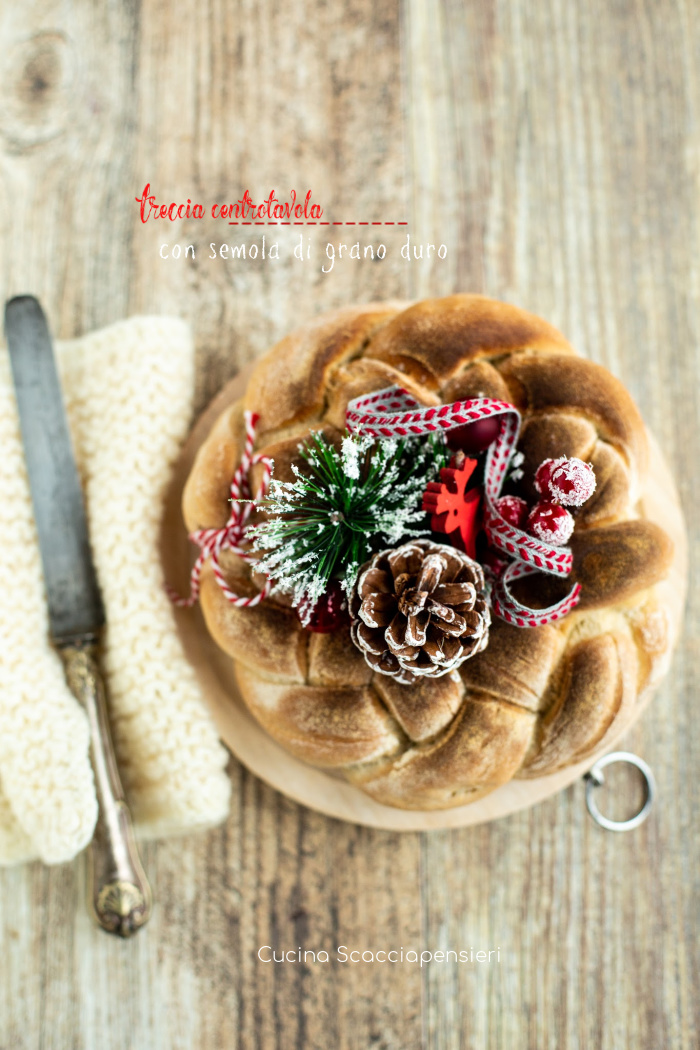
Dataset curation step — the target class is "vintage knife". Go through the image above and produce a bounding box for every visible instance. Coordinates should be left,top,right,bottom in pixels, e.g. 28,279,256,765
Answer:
5,295,152,938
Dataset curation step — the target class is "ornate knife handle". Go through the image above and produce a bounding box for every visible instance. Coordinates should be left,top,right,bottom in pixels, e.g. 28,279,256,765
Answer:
61,641,152,937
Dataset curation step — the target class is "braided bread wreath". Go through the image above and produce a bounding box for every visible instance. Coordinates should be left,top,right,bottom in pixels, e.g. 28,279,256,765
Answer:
181,295,684,812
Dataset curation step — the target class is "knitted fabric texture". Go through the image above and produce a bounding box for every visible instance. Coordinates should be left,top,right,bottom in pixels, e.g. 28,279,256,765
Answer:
0,316,230,866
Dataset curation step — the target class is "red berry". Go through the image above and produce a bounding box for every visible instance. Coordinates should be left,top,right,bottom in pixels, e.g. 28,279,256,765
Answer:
527,501,575,545
298,581,349,633
494,495,529,529
534,458,561,498
549,458,596,506
535,456,596,506
446,417,502,453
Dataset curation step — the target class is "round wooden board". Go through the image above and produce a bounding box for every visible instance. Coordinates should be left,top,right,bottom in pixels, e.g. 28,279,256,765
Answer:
160,369,688,831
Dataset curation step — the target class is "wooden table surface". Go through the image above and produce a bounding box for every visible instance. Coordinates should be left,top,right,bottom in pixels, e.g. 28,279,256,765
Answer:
0,2,698,1048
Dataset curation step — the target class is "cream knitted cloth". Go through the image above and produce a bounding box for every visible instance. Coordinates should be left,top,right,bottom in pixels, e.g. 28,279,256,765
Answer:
0,316,231,866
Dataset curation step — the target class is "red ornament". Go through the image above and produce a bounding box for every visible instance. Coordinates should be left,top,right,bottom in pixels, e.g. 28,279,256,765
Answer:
535,456,596,507
534,458,558,498
298,580,350,633
446,417,502,453
422,452,481,558
527,501,575,546
493,495,529,529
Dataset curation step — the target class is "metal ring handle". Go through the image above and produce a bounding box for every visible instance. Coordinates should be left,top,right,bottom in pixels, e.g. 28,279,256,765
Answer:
584,751,656,832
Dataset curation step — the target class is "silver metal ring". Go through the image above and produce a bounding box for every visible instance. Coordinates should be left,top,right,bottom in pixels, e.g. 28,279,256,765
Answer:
584,751,656,832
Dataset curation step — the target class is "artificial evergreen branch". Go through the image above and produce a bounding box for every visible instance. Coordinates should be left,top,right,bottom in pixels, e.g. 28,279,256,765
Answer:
249,430,448,620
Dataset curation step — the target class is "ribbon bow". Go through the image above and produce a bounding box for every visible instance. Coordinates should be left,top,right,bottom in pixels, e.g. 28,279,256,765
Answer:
169,411,273,609
345,386,581,628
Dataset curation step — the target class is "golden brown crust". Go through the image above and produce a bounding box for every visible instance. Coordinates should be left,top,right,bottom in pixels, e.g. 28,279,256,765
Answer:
324,357,439,432
358,695,537,810
576,442,631,527
234,665,402,768
199,570,308,684
498,353,648,476
441,360,513,403
459,619,563,713
307,628,374,688
184,295,679,810
570,521,674,609
243,302,406,440
519,631,638,777
364,295,576,388
372,670,465,743
183,402,247,532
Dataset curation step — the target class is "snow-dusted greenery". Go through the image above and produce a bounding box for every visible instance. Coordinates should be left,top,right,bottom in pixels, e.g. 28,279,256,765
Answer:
508,449,525,482
249,429,447,614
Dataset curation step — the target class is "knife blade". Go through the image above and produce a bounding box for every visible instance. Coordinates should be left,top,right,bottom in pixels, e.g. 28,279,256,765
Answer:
6,295,104,642
5,296,152,937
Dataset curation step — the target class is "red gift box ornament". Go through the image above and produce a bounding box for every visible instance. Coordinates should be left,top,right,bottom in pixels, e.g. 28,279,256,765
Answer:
422,451,481,559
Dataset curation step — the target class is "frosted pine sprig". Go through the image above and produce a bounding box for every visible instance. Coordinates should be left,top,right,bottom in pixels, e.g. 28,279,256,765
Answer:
249,429,447,618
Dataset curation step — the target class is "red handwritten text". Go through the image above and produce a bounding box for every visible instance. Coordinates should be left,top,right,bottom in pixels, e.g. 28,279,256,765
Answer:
212,190,322,221
135,184,205,223
135,185,323,223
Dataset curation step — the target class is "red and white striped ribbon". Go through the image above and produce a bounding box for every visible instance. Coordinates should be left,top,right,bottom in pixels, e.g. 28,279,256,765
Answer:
490,559,581,628
168,411,273,609
346,386,581,628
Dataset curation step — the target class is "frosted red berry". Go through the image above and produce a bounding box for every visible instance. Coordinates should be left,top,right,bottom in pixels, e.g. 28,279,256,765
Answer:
549,457,596,506
534,458,561,498
446,417,502,453
494,495,529,529
527,501,575,545
535,456,596,507
297,581,350,633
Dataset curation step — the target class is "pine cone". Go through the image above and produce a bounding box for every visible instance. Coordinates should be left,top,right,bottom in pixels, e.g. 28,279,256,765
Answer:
350,539,490,683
